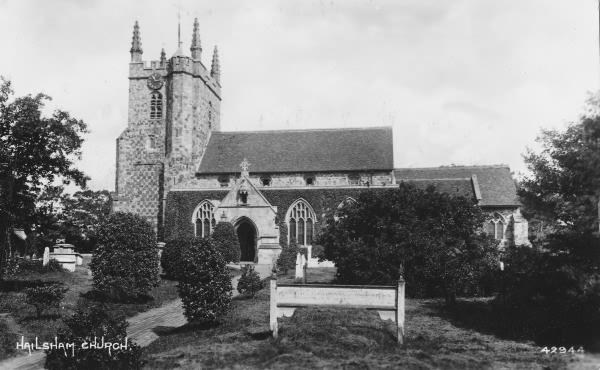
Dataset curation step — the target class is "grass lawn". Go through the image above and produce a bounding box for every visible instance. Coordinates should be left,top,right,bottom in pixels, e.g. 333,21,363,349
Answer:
142,267,578,370
0,256,179,361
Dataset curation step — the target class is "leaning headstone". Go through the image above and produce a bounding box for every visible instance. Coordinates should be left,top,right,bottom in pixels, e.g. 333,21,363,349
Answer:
295,253,303,279
32,253,37,260
43,247,49,266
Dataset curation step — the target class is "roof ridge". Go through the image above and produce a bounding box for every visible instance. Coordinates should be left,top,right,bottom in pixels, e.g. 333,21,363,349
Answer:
395,165,510,170
212,126,393,134
401,178,471,181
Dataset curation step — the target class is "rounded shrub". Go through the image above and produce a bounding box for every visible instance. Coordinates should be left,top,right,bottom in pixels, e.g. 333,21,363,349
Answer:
90,212,160,301
45,304,143,370
237,264,263,298
276,237,300,275
161,236,197,279
177,238,233,323
23,284,68,318
210,222,241,264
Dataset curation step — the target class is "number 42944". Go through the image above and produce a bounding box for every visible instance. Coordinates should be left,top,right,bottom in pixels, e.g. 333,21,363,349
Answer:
540,347,584,354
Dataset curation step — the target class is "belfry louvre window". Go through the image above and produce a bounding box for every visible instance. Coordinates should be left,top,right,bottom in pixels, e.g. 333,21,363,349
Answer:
194,201,215,237
287,200,316,246
150,92,162,119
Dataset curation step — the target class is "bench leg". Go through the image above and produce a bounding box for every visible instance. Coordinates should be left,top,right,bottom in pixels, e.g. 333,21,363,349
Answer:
270,277,278,337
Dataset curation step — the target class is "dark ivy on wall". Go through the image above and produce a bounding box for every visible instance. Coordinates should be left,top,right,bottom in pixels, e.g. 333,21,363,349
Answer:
164,188,385,244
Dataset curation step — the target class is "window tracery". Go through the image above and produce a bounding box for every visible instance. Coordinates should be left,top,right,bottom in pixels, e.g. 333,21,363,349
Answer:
486,214,505,240
193,200,216,237
287,199,316,245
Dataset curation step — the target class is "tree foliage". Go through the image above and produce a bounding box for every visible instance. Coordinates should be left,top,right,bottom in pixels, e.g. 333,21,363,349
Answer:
276,237,300,275
210,222,241,264
501,94,600,348
519,93,600,237
90,212,160,301
317,184,498,298
177,238,232,323
161,235,198,279
31,186,111,254
45,305,143,370
0,77,89,277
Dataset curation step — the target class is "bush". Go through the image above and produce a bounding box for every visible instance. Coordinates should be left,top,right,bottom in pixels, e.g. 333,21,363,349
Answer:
276,238,300,275
177,238,232,323
43,258,66,273
494,235,600,348
210,222,241,263
317,184,497,298
237,264,263,298
8,258,66,275
23,284,69,318
161,236,197,279
1,257,19,277
90,212,160,301
45,305,143,370
311,244,325,260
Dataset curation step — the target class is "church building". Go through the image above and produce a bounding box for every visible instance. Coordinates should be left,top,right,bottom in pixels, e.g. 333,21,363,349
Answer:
111,20,530,265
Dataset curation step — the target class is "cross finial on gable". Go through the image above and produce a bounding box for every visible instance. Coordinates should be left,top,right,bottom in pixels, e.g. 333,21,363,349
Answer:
240,158,250,176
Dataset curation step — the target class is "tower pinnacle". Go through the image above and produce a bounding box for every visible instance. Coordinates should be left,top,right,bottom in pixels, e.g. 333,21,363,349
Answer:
160,48,166,67
190,18,202,60
211,46,220,84
130,21,143,62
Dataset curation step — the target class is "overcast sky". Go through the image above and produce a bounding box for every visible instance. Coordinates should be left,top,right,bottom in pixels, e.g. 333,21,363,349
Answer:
0,0,598,191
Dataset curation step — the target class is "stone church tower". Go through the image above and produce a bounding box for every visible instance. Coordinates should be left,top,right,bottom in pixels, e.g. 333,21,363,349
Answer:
112,20,222,238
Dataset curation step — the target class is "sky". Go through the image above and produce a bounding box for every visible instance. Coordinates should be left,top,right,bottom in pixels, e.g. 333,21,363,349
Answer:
0,0,598,191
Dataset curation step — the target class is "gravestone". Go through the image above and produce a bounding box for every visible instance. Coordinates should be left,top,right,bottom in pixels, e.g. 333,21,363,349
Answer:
295,253,303,279
43,247,49,266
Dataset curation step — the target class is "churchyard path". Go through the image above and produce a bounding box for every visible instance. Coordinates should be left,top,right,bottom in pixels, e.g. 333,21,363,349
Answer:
0,263,273,370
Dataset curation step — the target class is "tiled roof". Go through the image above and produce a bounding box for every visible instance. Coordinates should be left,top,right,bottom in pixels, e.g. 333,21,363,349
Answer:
13,229,26,241
401,179,475,199
197,127,394,174
394,165,519,207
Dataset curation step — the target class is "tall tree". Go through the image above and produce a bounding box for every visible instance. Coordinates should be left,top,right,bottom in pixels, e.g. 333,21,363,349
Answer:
519,93,600,237
0,77,89,277
30,187,111,254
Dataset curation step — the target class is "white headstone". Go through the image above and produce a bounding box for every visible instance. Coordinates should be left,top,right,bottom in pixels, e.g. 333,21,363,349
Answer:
295,252,303,279
43,247,49,266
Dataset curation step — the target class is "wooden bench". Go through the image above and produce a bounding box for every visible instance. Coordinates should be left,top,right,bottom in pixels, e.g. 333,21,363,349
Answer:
269,277,406,343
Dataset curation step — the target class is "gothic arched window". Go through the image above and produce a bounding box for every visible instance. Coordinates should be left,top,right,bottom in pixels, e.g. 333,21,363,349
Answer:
150,91,162,119
486,214,505,240
287,199,316,246
192,200,216,237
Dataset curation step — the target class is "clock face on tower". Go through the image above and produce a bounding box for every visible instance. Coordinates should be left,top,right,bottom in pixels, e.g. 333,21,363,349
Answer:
147,73,164,90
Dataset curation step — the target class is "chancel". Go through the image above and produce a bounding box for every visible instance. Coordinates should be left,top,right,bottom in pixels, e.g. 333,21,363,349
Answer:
111,19,530,266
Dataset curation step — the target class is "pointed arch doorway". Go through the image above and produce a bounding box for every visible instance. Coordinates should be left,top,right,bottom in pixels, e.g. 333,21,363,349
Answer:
236,220,256,262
